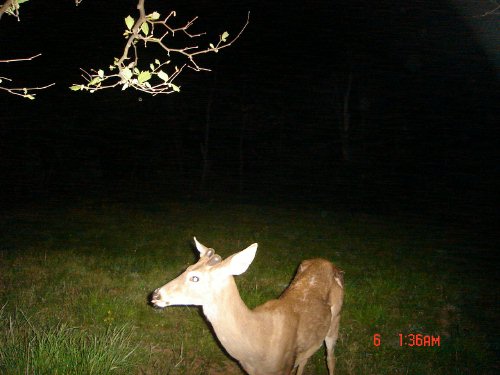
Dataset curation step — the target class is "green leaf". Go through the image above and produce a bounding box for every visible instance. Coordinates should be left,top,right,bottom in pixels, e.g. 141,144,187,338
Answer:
209,43,215,49
98,69,104,78
221,31,229,42
69,85,83,91
25,94,36,100
88,77,101,86
125,15,134,30
121,67,133,80
169,83,180,92
148,11,160,21
141,22,149,36
137,71,152,84
154,59,160,65
157,70,169,82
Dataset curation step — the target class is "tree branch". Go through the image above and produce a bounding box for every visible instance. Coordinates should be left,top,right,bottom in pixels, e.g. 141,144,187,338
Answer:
0,0,27,21
0,53,55,99
0,80,55,99
71,0,250,95
0,0,14,19
0,53,42,63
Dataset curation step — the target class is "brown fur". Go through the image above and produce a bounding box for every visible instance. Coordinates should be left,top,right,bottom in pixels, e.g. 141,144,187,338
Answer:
152,240,344,375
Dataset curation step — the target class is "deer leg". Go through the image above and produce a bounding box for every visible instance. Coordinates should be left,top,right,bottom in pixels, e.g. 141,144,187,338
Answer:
295,359,308,375
325,314,340,375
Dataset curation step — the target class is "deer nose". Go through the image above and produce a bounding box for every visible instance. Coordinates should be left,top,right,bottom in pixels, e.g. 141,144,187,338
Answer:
151,288,169,308
151,288,161,306
152,288,161,302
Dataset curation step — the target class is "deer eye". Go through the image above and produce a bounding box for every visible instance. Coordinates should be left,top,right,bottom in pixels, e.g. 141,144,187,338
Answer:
189,275,200,282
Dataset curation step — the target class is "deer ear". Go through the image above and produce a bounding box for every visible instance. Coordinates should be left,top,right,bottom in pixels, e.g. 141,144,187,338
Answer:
223,243,258,276
193,237,211,257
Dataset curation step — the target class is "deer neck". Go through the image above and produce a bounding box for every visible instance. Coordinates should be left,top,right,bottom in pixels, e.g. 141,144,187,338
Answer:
202,277,264,359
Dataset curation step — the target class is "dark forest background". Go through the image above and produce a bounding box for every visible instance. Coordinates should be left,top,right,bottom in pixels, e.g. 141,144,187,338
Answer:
1,0,498,221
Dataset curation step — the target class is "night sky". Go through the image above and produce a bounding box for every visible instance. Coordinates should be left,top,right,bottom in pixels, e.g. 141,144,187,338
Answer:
1,0,498,219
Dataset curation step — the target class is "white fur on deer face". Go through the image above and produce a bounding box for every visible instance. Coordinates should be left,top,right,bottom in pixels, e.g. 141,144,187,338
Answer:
151,238,257,308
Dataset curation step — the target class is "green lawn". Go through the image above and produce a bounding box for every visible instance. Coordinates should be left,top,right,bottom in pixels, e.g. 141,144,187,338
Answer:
0,201,497,374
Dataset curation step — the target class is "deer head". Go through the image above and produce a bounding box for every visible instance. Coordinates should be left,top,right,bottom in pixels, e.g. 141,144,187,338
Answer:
151,237,258,308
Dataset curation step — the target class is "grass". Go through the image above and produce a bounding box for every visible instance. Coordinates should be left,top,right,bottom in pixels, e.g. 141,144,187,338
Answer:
0,306,138,374
0,200,498,374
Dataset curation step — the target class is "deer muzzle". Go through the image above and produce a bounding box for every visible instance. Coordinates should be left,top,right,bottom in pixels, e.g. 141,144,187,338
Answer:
151,288,169,308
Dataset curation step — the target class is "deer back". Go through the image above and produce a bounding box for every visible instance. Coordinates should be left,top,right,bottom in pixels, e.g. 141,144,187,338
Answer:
275,258,344,352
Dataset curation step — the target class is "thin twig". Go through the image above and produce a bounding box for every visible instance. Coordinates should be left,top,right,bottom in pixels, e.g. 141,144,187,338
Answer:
0,53,43,63
472,1,500,17
0,82,56,98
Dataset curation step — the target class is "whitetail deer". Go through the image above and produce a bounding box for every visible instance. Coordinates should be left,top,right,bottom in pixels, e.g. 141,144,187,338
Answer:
151,238,344,375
